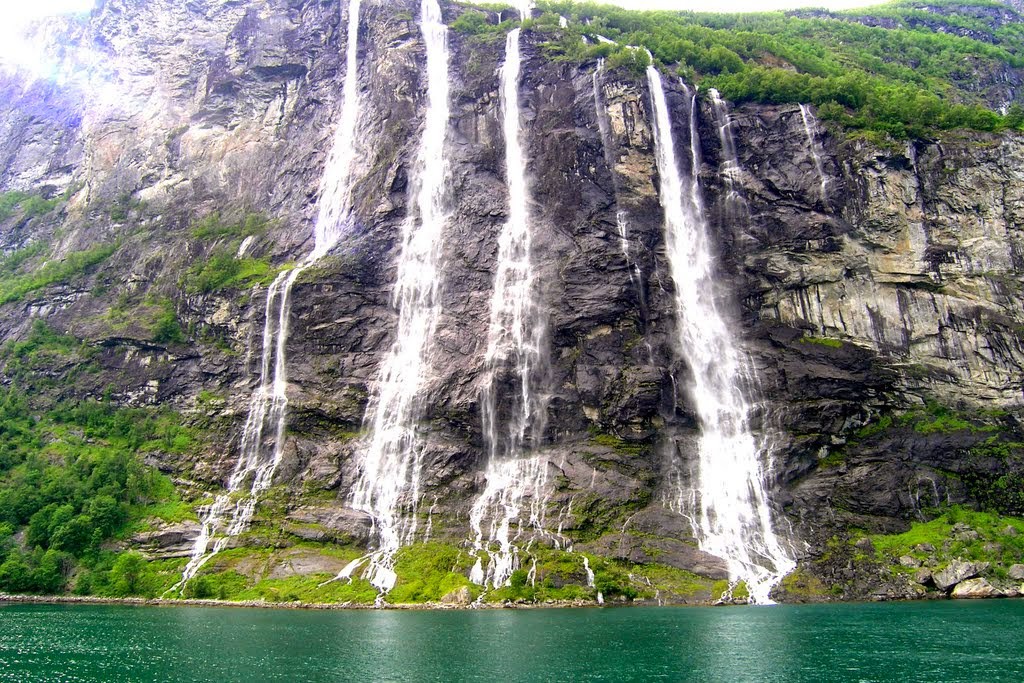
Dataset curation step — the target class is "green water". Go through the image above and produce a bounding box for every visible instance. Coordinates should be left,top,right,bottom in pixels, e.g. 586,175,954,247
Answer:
1,600,1022,682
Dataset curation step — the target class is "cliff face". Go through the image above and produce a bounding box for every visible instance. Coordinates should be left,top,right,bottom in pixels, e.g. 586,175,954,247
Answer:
2,0,1024,602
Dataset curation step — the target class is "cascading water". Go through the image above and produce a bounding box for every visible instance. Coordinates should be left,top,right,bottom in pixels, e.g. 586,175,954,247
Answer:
346,0,452,594
172,0,363,593
646,66,794,604
799,104,829,202
469,7,553,589
708,88,748,221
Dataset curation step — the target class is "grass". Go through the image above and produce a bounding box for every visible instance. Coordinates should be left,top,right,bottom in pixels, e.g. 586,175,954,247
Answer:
190,212,271,241
0,191,60,221
868,507,1024,569
0,244,116,304
185,252,288,294
799,335,843,349
389,542,479,604
590,431,647,456
631,562,714,599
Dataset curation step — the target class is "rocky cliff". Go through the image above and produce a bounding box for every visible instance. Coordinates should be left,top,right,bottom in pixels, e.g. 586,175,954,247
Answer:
2,0,1023,604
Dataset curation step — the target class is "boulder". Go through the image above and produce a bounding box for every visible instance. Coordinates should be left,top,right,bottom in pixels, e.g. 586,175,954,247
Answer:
129,522,201,559
952,523,979,542
912,568,933,586
933,560,989,592
1001,526,1019,537
913,543,936,553
1008,564,1024,581
441,586,472,606
854,537,876,553
951,578,998,599
898,555,920,568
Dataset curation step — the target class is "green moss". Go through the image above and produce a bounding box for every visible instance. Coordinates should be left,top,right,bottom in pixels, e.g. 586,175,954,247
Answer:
185,252,289,294
855,415,894,440
779,568,831,598
799,335,843,349
0,244,117,304
0,191,59,221
190,212,270,241
387,542,478,604
590,431,646,456
238,575,379,604
869,507,1024,568
632,563,713,598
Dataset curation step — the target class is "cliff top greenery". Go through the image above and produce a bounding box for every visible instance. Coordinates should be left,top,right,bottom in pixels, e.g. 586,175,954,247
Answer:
456,0,1024,138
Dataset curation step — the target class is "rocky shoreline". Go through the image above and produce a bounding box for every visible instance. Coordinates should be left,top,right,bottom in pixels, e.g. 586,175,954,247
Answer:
2,589,1021,612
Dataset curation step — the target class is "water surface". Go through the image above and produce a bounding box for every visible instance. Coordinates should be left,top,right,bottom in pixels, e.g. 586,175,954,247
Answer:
1,600,1021,682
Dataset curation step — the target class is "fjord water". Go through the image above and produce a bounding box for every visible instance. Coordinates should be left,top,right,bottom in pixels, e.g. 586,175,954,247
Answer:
3,601,1024,682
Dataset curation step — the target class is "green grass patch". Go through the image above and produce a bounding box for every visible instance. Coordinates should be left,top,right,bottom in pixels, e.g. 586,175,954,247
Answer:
0,244,116,304
233,574,379,604
590,431,647,456
0,191,59,221
388,542,478,604
190,212,271,241
800,335,843,349
631,562,713,599
184,252,287,294
868,507,1024,568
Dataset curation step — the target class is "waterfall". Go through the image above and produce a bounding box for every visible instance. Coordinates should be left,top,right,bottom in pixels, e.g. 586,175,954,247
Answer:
592,58,642,303
347,0,452,595
708,88,748,221
646,66,794,604
469,26,551,590
172,0,363,593
799,104,829,203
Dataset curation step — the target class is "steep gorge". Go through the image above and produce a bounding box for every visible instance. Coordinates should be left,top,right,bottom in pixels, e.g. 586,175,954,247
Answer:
2,0,1024,604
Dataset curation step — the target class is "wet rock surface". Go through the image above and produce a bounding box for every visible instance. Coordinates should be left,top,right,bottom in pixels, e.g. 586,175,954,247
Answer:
0,0,1023,600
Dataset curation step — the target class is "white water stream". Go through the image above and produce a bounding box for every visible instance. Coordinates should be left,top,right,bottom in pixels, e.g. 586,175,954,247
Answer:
173,0,364,593
646,67,794,604
347,0,452,594
708,88,748,220
799,104,829,202
469,18,553,590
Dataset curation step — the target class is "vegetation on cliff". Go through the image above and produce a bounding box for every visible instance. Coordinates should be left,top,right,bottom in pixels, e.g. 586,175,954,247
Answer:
454,0,1024,138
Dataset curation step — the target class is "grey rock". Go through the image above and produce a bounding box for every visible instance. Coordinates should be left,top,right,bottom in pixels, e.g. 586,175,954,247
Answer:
440,586,472,606
912,568,933,585
854,537,876,553
951,578,998,599
913,543,936,553
0,0,1023,602
1008,564,1024,581
933,560,990,592
898,555,920,568
129,522,201,559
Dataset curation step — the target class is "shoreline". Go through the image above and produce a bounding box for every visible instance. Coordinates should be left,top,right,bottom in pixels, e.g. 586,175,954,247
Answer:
2,592,1017,612
0,592,607,611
